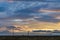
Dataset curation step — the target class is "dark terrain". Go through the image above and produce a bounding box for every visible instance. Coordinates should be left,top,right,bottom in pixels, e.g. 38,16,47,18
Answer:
0,36,60,40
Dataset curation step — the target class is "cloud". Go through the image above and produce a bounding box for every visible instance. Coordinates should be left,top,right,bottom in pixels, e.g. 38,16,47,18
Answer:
0,2,60,23
0,2,60,19
0,25,23,33
55,16,60,19
39,9,60,13
0,1,60,35
0,27,7,32
47,0,60,1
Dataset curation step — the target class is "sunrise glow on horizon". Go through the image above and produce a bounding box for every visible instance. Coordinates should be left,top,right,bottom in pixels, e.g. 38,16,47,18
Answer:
0,0,60,36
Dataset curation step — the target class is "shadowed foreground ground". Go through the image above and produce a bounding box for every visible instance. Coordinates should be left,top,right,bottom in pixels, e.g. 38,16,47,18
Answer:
0,36,60,40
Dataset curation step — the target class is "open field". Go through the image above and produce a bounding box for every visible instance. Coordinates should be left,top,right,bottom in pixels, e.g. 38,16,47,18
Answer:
0,36,60,40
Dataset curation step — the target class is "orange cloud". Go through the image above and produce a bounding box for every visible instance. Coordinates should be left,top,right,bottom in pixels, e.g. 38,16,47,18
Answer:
9,21,60,33
39,9,60,12
7,0,14,3
0,27,7,32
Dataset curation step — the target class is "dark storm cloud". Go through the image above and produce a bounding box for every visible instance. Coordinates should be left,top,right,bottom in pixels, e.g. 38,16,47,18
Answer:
0,7,6,12
13,8,39,19
13,0,60,2
0,1,60,23
34,15,60,22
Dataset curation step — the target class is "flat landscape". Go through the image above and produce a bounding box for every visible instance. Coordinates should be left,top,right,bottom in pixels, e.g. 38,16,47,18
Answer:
0,36,60,40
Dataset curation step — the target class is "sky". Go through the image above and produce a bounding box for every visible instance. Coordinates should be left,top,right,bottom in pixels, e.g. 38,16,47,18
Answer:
0,0,60,35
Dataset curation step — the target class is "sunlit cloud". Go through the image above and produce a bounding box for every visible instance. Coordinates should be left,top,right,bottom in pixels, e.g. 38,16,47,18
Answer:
39,9,60,12
55,16,60,19
0,27,7,32
10,19,24,22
